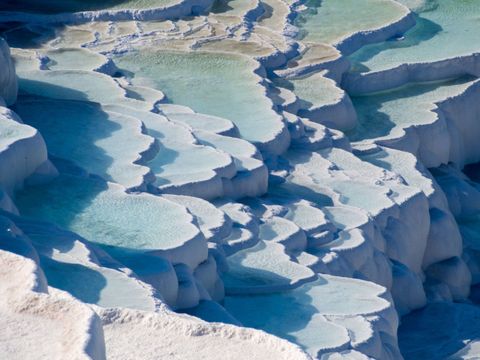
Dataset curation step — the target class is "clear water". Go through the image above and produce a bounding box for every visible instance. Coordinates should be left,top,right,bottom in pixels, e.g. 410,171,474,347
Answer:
193,131,257,160
13,97,151,189
211,0,258,17
273,72,342,109
18,69,155,114
224,275,389,356
103,105,233,187
194,131,264,173
285,151,393,213
42,257,156,310
114,51,285,145
295,0,406,45
164,194,226,240
44,48,107,71
18,70,126,105
222,240,314,291
11,50,43,72
166,113,236,136
347,76,477,142
349,0,480,73
15,174,199,252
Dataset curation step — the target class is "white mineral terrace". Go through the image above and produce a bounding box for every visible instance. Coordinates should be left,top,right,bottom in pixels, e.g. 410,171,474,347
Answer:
0,1,480,359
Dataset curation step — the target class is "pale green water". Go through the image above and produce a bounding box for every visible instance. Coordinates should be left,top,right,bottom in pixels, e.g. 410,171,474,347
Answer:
295,0,406,45
115,51,284,146
273,72,342,109
45,48,107,71
225,275,389,357
347,76,476,142
222,239,314,290
16,174,199,252
349,0,480,73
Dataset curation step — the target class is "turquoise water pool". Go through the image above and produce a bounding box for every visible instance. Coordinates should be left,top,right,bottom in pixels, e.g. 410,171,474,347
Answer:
115,51,285,148
295,0,406,45
349,0,480,72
